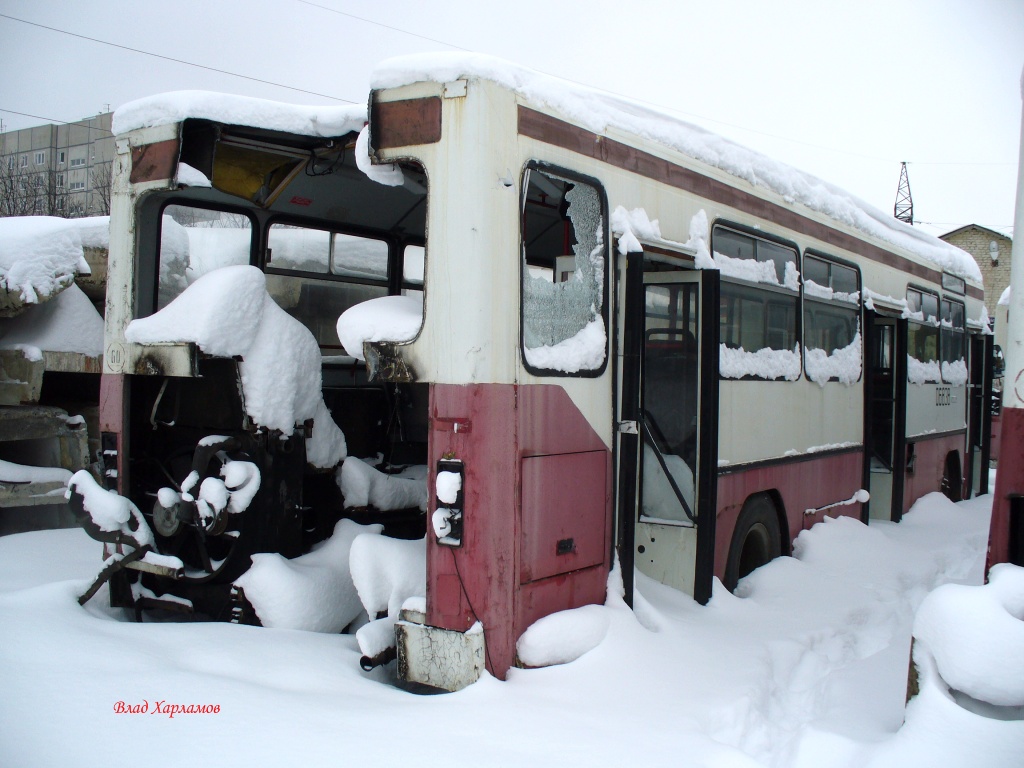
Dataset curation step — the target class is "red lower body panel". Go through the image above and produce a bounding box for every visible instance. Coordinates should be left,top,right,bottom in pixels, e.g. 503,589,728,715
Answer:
902,433,966,516
989,407,1024,569
714,451,865,582
426,383,611,680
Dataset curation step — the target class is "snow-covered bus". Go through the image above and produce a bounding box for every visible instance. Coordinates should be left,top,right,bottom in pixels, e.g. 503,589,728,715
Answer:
71,54,990,691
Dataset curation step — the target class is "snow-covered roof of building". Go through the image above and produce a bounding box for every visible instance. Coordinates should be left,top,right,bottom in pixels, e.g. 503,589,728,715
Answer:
114,53,982,283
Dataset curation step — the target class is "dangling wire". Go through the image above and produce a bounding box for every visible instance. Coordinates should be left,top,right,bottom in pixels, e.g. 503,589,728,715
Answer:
305,144,344,177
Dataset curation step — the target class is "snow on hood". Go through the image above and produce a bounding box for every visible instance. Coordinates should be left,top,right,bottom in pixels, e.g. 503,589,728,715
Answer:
113,90,367,137
124,265,346,468
0,216,102,306
373,53,981,283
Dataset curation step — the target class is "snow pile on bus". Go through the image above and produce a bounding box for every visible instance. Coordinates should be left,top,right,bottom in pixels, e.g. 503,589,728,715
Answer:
234,519,385,633
336,295,424,361
124,264,346,468
113,90,367,137
0,216,102,312
374,52,981,284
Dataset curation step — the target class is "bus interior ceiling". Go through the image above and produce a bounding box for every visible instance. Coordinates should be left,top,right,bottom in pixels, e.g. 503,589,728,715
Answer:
127,122,432,601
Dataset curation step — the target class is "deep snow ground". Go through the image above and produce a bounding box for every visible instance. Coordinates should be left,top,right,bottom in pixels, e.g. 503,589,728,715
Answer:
0,489,1019,768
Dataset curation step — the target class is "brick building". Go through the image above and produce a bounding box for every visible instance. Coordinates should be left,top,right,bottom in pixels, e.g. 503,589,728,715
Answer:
940,224,1013,319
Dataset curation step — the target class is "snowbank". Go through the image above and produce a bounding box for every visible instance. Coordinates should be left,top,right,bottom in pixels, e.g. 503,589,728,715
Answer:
125,265,346,468
372,53,981,283
0,283,103,357
0,478,1004,767
912,563,1024,709
0,216,95,309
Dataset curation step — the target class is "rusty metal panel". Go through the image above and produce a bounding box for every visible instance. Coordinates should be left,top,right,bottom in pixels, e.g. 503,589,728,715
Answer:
372,97,442,149
520,451,607,583
129,139,180,184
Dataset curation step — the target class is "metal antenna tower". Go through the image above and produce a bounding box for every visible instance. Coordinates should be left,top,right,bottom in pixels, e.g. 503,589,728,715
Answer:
894,161,914,224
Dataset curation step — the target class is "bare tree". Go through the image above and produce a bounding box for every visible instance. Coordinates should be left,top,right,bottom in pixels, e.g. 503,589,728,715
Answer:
90,162,113,216
0,157,91,218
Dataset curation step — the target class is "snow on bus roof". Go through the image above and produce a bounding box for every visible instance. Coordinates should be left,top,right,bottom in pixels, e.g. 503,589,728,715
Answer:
374,52,982,284
112,55,981,284
112,91,367,138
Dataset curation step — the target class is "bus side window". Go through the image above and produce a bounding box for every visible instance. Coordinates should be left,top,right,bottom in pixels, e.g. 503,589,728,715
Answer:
803,254,861,385
265,223,389,353
520,166,607,375
157,204,253,310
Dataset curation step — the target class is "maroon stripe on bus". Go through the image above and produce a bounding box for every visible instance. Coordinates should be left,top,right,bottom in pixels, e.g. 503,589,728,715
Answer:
129,139,179,184
518,106,959,290
372,96,442,149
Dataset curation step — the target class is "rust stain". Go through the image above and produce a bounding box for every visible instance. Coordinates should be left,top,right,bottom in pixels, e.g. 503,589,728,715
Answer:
371,97,442,149
129,139,180,184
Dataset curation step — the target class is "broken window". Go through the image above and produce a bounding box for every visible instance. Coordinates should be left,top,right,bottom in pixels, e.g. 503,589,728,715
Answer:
520,166,607,375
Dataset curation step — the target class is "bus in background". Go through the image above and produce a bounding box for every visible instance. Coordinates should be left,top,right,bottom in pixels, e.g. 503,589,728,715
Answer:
71,54,991,691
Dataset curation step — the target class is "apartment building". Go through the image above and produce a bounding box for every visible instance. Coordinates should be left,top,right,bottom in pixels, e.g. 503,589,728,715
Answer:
0,112,114,218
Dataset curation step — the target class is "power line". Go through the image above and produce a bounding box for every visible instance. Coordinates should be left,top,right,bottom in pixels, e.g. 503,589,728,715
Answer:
293,3,1015,169
1,9,1016,171
0,108,114,134
0,12,357,104
294,0,470,51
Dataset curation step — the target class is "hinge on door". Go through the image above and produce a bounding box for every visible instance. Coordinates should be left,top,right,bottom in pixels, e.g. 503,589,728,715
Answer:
618,421,638,435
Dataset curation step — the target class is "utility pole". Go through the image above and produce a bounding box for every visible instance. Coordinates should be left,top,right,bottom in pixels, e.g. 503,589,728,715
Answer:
988,71,1024,570
894,161,914,224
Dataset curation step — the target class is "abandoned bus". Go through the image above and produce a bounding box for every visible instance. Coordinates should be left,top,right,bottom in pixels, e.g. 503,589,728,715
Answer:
71,54,990,691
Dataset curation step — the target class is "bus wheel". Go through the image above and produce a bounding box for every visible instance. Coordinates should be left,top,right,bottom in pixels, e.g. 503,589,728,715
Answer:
941,452,962,503
724,494,782,592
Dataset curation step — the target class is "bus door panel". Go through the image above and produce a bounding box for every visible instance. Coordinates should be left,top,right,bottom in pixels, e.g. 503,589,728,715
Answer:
865,313,907,521
966,334,993,497
617,251,718,606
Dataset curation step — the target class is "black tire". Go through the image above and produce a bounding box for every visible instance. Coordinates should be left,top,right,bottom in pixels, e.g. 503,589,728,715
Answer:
724,494,782,592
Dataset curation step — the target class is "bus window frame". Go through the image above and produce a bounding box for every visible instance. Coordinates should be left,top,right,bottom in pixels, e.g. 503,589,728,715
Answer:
147,197,259,318
519,160,610,379
801,249,863,385
939,295,966,383
712,221,801,382
906,285,941,378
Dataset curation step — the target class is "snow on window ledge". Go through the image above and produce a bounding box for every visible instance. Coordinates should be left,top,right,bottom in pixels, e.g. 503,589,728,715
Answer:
805,333,862,387
523,317,606,374
908,355,942,385
719,344,801,381
941,359,968,386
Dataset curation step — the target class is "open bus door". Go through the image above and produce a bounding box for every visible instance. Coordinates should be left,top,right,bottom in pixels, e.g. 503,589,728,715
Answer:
864,311,908,522
966,333,994,497
617,248,719,607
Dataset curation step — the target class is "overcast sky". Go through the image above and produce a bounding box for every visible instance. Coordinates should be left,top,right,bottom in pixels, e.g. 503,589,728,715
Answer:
1,0,1022,238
